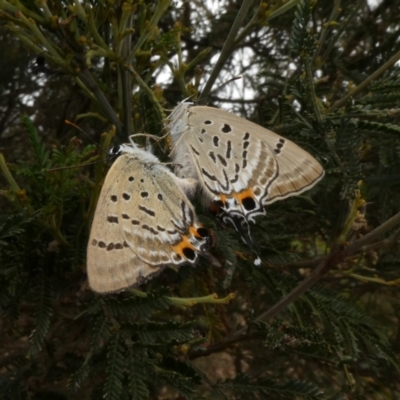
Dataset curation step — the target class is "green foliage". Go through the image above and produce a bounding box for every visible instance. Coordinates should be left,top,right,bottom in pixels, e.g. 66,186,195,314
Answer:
126,348,150,400
28,275,53,356
290,0,318,55
100,290,172,320
1,0,400,399
218,374,323,399
103,334,125,400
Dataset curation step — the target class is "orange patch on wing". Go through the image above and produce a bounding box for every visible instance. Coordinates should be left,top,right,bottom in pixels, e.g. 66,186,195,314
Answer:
233,188,255,202
218,194,227,205
189,225,197,237
190,224,210,240
172,235,196,256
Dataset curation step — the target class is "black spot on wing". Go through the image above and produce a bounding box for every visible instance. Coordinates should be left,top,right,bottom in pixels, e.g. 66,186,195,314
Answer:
142,224,158,235
230,174,239,183
183,247,196,261
208,151,217,163
220,170,230,191
106,243,114,251
107,216,118,224
241,197,257,211
226,141,232,159
196,227,209,238
242,150,248,169
201,168,217,181
217,154,227,167
190,145,200,156
274,138,286,154
202,168,230,192
222,124,232,133
138,206,155,217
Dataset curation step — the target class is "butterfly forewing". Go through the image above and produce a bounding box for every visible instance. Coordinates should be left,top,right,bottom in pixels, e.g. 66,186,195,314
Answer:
87,148,210,294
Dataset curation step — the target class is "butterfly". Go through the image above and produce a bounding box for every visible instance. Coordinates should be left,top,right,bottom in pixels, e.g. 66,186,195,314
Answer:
87,143,211,293
167,102,325,264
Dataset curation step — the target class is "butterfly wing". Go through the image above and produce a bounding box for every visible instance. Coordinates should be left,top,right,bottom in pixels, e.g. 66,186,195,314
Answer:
87,150,210,294
114,152,210,267
168,103,324,261
87,154,157,293
170,104,324,219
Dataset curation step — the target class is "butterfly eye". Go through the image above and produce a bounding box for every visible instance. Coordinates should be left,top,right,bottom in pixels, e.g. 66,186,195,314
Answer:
109,146,122,156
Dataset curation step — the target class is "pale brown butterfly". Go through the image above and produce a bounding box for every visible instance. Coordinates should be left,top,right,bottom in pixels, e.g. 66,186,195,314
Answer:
87,143,211,293
167,102,324,264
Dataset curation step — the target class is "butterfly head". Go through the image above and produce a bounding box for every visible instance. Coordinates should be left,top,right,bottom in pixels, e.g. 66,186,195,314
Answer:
108,145,123,158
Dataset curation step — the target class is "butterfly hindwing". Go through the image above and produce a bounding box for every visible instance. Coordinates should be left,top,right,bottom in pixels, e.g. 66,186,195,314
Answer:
87,147,210,293
115,152,208,266
168,102,324,262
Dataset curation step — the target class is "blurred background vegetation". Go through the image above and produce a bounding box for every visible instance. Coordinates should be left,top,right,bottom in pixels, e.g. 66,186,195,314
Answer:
1,0,400,398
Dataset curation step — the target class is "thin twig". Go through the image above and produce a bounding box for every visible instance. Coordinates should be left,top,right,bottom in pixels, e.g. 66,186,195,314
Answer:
200,0,254,101
328,48,400,112
188,210,400,358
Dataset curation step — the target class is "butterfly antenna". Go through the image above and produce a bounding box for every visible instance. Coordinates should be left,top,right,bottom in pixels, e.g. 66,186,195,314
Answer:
46,159,109,172
65,120,110,155
43,121,115,172
128,132,169,144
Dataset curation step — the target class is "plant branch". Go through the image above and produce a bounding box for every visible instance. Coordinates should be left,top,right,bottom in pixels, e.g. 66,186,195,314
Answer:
188,211,400,358
328,48,400,112
200,0,254,101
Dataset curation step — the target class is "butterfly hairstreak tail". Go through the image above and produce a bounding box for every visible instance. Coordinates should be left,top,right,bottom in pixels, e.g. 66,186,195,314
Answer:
87,143,212,294
167,102,325,265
